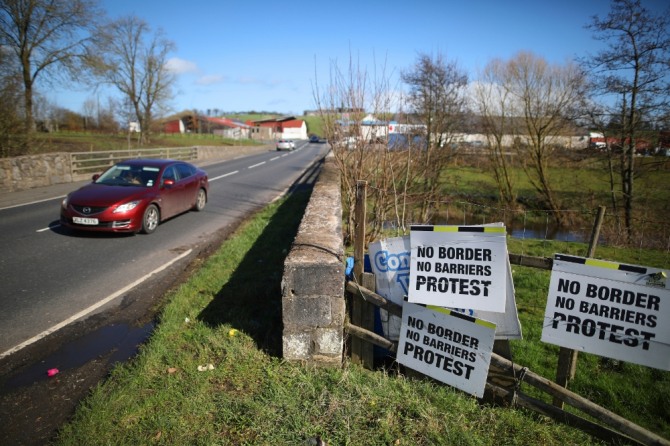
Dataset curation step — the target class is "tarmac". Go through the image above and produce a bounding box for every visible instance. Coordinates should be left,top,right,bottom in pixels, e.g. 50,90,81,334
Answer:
0,144,272,210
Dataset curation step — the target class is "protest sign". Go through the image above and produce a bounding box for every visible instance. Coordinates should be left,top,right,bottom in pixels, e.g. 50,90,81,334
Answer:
369,234,521,340
397,303,496,398
408,225,507,312
369,236,410,341
541,254,669,371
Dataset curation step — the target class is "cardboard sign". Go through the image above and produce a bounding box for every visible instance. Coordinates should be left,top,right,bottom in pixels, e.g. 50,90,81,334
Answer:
408,225,507,312
541,254,670,371
369,234,522,340
397,303,496,398
369,236,410,341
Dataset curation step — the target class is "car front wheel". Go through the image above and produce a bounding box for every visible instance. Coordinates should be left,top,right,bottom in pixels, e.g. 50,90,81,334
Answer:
141,204,160,234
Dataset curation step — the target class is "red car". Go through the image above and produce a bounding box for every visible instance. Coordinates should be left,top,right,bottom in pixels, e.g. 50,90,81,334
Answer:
60,159,209,234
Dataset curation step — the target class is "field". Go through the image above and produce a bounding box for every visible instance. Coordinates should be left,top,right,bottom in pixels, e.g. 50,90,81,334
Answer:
51,173,669,445
18,129,670,250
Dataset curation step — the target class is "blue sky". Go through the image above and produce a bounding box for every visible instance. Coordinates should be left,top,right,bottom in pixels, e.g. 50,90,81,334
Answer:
51,0,668,116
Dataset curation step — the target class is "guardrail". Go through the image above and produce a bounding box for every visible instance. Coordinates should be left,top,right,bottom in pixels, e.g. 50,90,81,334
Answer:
70,147,198,176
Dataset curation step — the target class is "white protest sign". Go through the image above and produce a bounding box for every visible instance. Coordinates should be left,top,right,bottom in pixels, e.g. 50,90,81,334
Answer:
541,254,670,371
408,225,507,312
369,234,522,340
397,303,496,398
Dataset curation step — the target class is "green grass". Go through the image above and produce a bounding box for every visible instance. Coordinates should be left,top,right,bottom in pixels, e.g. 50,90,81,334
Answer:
56,186,670,446
30,131,259,154
24,113,325,155
302,115,325,137
504,238,670,440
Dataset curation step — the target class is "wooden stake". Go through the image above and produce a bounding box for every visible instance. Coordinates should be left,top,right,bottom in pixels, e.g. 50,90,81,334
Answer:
553,206,606,408
351,181,368,366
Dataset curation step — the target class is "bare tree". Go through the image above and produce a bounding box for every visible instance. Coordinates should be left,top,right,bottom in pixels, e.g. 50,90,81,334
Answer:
90,16,175,144
0,0,100,152
582,0,670,239
83,97,97,130
473,59,518,207
489,52,586,225
401,53,468,222
314,52,444,244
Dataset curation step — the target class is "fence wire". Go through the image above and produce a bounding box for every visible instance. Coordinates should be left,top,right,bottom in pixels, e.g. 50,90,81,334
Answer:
373,198,670,255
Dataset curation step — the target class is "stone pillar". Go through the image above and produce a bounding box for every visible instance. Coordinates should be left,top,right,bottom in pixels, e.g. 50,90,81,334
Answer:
281,153,345,366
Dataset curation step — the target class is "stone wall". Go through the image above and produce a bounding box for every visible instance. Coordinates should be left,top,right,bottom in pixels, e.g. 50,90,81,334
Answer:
281,153,345,366
0,145,272,193
0,153,73,192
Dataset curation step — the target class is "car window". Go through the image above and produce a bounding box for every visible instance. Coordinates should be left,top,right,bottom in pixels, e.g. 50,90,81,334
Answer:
176,163,195,180
162,166,177,183
96,165,141,186
140,167,160,186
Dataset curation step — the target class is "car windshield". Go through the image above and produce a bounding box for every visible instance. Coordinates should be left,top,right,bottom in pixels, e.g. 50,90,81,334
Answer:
95,165,161,187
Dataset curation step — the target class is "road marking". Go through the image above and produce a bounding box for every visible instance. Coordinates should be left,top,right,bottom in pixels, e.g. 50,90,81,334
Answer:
209,170,239,182
270,156,280,161
0,195,66,211
248,161,266,169
37,224,59,232
0,249,193,360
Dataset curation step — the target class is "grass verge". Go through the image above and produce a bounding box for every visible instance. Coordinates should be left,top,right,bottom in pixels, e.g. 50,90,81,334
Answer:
52,191,665,445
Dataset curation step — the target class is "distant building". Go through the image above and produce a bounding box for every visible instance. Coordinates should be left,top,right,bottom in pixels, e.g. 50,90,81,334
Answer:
161,114,250,139
247,116,308,141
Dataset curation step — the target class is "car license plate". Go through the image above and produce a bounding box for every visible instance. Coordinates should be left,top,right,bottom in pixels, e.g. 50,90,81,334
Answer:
73,217,99,225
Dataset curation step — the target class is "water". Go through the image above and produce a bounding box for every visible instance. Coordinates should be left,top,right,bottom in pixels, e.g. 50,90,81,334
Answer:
507,222,587,242
2,322,154,390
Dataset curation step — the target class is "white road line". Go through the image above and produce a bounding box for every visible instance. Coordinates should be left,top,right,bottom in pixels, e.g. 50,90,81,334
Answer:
210,170,239,181
0,195,66,211
37,224,58,233
270,156,280,161
0,248,193,360
248,161,266,169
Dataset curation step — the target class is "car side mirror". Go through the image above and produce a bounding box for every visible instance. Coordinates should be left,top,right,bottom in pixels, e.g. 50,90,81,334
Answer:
163,179,175,187
92,174,100,182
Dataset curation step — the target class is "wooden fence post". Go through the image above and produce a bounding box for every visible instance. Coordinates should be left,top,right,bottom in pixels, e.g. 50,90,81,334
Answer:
553,206,606,408
350,181,374,368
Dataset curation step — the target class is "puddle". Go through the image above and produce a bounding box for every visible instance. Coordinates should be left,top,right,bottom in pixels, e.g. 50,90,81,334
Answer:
2,322,154,390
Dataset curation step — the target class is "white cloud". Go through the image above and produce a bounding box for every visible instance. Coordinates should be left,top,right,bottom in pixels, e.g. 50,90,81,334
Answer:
237,76,263,85
196,74,224,86
165,57,198,74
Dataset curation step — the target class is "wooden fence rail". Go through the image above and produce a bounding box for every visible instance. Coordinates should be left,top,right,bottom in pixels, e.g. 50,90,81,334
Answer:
70,147,198,176
345,279,669,446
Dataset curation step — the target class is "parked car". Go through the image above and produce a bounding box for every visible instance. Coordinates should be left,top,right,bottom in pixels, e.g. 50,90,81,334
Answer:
309,135,320,143
276,139,294,151
60,159,208,235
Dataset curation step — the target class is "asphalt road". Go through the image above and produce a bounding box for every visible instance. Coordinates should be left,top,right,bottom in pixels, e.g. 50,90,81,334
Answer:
0,141,330,358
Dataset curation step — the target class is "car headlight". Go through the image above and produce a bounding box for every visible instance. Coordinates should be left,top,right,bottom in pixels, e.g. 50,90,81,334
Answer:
114,200,141,213
61,196,69,208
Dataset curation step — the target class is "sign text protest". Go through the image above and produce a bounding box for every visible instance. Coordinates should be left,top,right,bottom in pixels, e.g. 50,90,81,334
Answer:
541,254,670,371
397,303,496,398
408,225,507,312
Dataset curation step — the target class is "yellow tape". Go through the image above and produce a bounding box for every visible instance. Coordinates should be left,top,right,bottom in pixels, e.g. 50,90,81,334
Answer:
433,226,459,232
427,305,496,330
585,259,619,270
475,319,497,330
431,226,506,233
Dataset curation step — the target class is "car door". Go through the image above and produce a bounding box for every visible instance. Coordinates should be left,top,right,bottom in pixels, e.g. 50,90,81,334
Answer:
174,163,199,213
159,165,181,219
